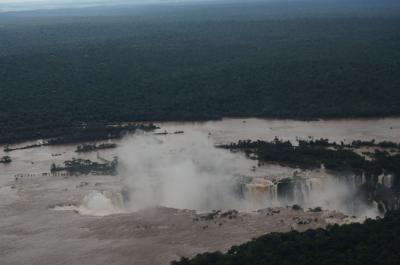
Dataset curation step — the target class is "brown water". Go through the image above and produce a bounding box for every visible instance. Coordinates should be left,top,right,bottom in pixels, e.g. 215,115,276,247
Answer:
1,117,399,195
0,117,398,265
154,117,400,145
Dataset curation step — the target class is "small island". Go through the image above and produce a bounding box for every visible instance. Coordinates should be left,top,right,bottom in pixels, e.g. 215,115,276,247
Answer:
51,157,118,175
0,156,12,164
75,143,117,153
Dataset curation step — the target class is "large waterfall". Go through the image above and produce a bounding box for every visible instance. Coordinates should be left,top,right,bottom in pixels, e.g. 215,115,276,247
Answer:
241,170,377,216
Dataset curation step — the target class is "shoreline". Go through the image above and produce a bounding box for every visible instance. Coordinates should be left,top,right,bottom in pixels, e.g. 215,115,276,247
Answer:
2,116,400,147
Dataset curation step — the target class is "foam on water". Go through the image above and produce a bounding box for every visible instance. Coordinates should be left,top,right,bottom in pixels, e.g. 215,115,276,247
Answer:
53,190,126,216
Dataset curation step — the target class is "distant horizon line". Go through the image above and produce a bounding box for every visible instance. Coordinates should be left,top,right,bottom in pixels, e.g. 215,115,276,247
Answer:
0,0,355,14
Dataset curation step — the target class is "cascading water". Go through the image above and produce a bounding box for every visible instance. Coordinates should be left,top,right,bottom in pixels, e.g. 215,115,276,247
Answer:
378,174,394,188
244,178,278,208
242,171,378,217
79,190,125,216
53,190,126,216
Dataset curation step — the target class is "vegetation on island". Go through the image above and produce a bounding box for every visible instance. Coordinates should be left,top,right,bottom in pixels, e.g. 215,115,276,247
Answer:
172,210,400,265
50,157,118,175
75,143,117,153
221,138,400,180
294,138,400,150
3,143,44,152
0,156,12,164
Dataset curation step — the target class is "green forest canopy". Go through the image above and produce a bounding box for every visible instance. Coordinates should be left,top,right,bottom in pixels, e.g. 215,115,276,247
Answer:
1,1,400,143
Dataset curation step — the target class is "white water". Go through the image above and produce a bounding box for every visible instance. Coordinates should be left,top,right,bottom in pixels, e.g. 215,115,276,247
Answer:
118,131,253,212
116,131,380,217
53,190,126,216
3,117,398,217
243,172,378,217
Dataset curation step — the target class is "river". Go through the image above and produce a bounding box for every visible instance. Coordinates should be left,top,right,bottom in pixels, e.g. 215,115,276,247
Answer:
0,117,398,265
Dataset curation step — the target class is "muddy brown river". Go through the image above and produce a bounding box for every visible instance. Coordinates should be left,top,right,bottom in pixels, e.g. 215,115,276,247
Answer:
0,118,399,265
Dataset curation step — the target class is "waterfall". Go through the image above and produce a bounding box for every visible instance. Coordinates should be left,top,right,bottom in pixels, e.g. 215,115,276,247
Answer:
51,190,126,216
78,190,126,216
245,178,278,207
378,174,394,188
240,170,381,217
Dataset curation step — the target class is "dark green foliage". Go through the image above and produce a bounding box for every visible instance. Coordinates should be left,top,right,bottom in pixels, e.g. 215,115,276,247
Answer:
3,143,43,152
225,138,400,178
292,204,302,211
0,123,157,145
172,211,400,265
351,140,400,149
1,6,400,143
309,207,323,212
222,138,375,174
51,157,118,175
222,138,400,181
46,123,157,144
75,143,117,153
0,156,12,163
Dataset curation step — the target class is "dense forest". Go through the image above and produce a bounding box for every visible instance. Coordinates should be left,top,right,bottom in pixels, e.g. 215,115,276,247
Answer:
1,1,400,143
0,123,157,144
172,210,400,265
221,138,400,178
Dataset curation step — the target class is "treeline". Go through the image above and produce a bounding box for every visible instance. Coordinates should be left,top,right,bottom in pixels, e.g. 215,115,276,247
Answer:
221,138,400,188
223,139,369,173
1,123,157,145
75,143,117,153
172,211,400,265
297,138,400,149
1,14,400,143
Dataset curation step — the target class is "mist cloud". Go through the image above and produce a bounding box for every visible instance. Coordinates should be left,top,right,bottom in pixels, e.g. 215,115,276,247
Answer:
118,131,252,211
